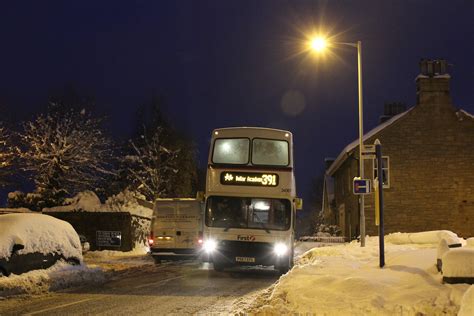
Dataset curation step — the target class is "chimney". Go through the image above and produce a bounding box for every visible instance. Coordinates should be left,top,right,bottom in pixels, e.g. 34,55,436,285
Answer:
379,102,407,123
416,59,452,106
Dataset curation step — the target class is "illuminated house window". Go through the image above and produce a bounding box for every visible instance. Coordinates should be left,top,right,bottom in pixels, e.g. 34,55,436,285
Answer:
373,157,390,188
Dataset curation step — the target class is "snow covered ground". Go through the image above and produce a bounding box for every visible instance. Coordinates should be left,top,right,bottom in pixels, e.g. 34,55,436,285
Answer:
83,248,152,272
2,232,472,316
0,249,150,298
234,233,472,315
0,261,106,297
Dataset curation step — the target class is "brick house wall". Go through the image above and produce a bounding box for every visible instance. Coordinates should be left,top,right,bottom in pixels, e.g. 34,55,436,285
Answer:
329,62,474,239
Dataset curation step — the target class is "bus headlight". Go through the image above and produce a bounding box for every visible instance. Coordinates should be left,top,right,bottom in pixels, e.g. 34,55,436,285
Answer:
274,243,288,256
203,239,217,253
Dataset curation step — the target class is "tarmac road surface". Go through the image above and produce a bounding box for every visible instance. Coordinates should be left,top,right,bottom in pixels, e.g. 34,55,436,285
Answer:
0,259,280,315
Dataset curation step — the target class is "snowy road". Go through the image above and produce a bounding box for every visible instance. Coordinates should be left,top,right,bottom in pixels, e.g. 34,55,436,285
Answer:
0,257,280,315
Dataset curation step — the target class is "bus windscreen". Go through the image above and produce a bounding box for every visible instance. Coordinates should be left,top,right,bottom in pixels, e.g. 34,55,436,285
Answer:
205,196,291,231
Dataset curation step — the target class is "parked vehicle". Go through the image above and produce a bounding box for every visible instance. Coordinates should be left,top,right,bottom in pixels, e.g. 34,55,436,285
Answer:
148,199,203,263
0,213,83,276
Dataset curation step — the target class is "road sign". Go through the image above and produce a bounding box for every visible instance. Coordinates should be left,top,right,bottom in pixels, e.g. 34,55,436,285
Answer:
363,144,375,152
353,178,371,195
361,144,376,159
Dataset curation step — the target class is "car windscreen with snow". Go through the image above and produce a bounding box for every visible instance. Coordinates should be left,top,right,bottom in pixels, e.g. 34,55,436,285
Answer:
0,213,83,276
205,196,291,231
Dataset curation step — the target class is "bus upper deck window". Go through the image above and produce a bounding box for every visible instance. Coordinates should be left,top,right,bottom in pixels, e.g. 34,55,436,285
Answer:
212,138,250,164
252,139,289,166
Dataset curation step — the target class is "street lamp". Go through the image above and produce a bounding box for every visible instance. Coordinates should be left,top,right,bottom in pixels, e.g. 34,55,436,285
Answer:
309,37,367,247
310,37,327,52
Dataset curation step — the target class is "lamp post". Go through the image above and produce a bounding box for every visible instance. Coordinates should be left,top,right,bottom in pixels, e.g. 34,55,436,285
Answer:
310,38,366,247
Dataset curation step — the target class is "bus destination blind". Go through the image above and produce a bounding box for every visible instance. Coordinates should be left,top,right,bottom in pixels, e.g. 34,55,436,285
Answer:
220,171,279,187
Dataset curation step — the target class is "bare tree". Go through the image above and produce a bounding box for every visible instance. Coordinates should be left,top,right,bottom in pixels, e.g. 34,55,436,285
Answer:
122,98,198,201
126,127,179,201
0,125,15,187
17,105,114,199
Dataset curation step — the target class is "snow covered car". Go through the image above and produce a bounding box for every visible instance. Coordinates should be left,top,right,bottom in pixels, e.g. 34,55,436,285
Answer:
0,213,83,276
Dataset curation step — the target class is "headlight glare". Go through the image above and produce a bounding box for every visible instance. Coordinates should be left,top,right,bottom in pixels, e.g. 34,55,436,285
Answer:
203,239,217,253
274,243,288,256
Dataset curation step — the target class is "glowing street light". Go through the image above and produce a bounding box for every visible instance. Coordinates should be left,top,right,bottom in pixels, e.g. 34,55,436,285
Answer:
310,37,327,52
309,36,367,247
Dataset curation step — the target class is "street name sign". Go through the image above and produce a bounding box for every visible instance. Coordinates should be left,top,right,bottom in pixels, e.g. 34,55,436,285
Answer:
361,144,376,159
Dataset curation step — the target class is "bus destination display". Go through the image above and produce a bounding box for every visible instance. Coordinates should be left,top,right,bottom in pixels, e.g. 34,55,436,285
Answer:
220,171,279,187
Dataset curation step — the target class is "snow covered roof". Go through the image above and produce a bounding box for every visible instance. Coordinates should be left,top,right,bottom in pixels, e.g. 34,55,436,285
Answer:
326,107,414,176
457,109,474,120
415,74,451,80
326,106,474,176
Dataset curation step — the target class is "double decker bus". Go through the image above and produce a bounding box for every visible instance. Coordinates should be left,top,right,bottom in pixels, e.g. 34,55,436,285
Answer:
201,127,302,273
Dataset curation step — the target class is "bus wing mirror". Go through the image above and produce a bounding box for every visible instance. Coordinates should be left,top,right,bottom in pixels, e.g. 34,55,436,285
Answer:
196,191,205,202
295,198,303,210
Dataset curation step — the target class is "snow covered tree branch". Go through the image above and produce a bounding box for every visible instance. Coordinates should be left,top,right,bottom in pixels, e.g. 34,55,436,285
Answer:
126,127,180,201
119,98,199,201
17,106,115,197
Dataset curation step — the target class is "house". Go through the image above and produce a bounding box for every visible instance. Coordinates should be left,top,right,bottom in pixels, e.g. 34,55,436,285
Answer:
323,59,474,239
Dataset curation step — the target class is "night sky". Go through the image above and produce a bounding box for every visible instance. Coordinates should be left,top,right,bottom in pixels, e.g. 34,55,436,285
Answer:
1,1,473,203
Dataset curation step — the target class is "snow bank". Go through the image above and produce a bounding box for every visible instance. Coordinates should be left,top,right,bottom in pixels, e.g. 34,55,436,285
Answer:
0,208,32,214
442,248,474,277
236,234,470,315
0,213,82,261
43,191,102,212
86,248,148,258
43,190,153,218
0,261,106,297
386,230,460,245
466,238,474,247
105,190,153,218
458,285,474,316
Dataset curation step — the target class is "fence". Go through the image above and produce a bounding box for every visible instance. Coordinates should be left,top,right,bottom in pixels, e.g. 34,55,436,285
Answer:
298,236,347,243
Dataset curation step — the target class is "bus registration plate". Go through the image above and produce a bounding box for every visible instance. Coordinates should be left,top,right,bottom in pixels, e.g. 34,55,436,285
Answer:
235,256,255,263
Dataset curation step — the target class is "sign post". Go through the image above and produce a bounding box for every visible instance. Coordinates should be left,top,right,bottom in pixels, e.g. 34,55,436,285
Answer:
375,139,385,268
374,178,380,226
